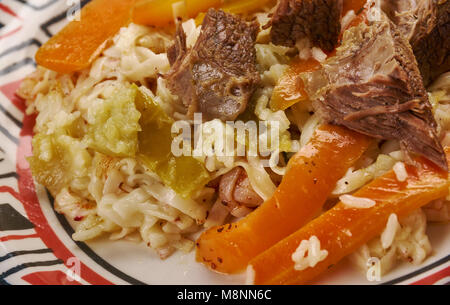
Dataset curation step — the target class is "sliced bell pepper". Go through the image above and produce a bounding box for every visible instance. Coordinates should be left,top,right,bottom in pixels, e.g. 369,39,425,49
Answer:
249,149,450,285
195,125,370,273
35,0,135,73
136,87,210,199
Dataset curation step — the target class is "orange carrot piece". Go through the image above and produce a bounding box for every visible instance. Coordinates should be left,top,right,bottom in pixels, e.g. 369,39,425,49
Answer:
195,125,371,273
195,0,276,26
249,150,450,285
222,0,275,15
35,0,135,74
185,0,223,17
270,58,320,111
132,0,222,27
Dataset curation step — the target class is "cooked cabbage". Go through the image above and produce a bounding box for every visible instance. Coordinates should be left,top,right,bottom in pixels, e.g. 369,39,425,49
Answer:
29,133,92,195
85,84,141,157
136,87,210,198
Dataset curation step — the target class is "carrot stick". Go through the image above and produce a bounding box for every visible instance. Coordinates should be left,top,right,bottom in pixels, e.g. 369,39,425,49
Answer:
195,125,371,273
132,0,222,27
249,149,450,285
222,0,276,15
35,0,135,74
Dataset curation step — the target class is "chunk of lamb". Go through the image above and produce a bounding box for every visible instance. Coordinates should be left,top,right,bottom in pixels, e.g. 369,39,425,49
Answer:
270,0,343,52
301,19,448,170
381,0,450,86
166,9,260,121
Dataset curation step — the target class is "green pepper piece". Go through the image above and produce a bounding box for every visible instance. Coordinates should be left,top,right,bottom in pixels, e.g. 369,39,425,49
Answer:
136,87,210,198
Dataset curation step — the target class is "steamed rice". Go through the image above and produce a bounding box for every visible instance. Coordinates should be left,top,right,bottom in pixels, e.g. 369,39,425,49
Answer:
340,194,377,209
393,162,408,182
292,235,328,271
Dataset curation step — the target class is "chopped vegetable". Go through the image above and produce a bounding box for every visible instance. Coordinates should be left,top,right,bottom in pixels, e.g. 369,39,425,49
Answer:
134,0,277,26
270,58,320,111
29,133,92,195
132,0,222,27
249,149,450,285
136,87,210,198
195,125,370,273
85,84,141,158
35,0,135,73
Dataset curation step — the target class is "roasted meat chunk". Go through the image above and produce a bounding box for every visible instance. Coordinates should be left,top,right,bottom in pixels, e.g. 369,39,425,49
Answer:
166,9,260,121
301,20,447,170
270,0,343,51
381,0,450,86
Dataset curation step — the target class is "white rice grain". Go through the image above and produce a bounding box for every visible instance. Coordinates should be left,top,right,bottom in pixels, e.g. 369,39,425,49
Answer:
312,47,327,63
246,265,255,285
292,236,328,271
381,213,400,249
341,10,356,30
367,0,382,22
296,38,312,60
340,194,376,209
393,162,408,182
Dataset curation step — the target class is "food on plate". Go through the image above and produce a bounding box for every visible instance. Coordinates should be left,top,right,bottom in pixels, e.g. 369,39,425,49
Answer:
166,9,260,121
248,149,449,284
301,15,447,170
380,0,450,86
270,57,321,111
270,0,344,51
196,125,370,273
132,0,223,27
18,0,449,284
269,0,369,112
35,0,136,73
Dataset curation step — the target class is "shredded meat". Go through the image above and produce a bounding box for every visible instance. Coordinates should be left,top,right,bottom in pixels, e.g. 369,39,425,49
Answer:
219,167,263,215
302,18,448,170
165,9,260,121
167,21,187,66
381,0,450,86
270,0,343,52
343,99,423,121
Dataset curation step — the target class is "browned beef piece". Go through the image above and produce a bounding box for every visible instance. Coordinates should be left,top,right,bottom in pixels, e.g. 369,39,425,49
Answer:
167,21,187,66
165,9,260,121
270,0,343,52
301,19,448,170
381,0,450,86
